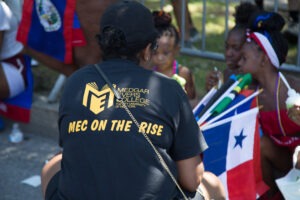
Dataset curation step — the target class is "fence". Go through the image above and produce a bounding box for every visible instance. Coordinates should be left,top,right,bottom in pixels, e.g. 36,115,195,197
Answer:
171,0,300,71
47,0,300,102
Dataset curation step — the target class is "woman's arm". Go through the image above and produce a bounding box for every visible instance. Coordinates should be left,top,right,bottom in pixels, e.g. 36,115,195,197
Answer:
179,66,196,100
176,155,204,192
22,46,79,76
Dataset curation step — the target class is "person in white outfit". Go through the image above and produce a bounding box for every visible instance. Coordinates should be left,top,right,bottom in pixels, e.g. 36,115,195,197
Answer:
0,0,25,100
0,0,26,130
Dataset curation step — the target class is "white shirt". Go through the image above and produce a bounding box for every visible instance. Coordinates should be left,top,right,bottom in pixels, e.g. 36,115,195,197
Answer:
0,1,23,60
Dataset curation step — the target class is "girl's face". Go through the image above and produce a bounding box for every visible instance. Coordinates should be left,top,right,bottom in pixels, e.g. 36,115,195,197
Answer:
151,34,178,71
238,42,264,76
224,29,245,70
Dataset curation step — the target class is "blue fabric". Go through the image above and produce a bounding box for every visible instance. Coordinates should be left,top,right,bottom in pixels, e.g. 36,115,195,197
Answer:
0,117,4,131
203,121,230,176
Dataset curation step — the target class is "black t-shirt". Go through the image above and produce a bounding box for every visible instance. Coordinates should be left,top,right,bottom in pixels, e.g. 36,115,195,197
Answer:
57,59,208,200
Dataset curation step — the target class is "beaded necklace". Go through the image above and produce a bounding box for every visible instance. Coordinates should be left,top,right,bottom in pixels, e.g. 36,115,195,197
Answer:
153,60,178,76
275,73,287,136
172,60,179,75
256,73,286,136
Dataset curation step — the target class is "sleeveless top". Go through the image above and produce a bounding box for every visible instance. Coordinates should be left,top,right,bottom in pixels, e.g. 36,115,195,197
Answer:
258,72,300,149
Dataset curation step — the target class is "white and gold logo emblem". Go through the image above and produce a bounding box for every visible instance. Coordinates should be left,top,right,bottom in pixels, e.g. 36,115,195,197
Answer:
82,82,114,114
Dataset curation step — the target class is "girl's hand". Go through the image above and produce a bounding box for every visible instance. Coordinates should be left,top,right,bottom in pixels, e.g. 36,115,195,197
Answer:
205,70,221,91
288,105,300,126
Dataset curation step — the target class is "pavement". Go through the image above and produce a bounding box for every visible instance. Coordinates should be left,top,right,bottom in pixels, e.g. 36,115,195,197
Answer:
0,93,61,200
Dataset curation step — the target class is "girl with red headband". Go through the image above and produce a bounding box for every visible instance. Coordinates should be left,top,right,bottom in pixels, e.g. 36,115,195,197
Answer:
238,10,300,199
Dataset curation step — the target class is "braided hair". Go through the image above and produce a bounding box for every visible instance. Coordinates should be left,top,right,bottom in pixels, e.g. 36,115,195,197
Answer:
152,10,180,46
97,26,157,63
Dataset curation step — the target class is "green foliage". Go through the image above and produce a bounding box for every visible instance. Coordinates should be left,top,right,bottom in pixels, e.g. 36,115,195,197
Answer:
146,0,298,98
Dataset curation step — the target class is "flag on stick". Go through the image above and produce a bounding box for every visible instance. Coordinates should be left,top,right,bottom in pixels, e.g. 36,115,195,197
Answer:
201,106,268,199
211,73,252,115
196,74,238,120
193,87,217,119
201,89,262,129
197,80,240,126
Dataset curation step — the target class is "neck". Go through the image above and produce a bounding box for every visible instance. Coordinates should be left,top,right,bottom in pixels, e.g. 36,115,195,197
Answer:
255,66,279,93
155,60,176,77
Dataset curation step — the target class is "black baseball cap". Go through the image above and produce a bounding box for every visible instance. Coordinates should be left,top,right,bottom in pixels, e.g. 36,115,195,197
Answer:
100,1,158,49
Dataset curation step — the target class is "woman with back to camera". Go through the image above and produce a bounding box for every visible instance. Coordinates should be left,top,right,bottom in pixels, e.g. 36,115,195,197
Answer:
238,10,300,199
41,1,209,200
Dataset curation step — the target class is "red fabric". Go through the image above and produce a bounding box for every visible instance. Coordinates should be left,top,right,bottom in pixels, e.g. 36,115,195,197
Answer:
253,118,269,196
259,110,300,148
16,0,34,44
72,28,86,46
0,103,30,123
16,0,84,64
227,160,256,200
63,0,75,63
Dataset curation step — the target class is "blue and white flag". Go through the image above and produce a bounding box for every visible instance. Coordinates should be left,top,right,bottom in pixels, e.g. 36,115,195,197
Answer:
201,107,268,199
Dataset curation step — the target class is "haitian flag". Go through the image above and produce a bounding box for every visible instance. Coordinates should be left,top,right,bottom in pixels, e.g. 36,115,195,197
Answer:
0,56,33,123
201,107,269,199
17,0,85,64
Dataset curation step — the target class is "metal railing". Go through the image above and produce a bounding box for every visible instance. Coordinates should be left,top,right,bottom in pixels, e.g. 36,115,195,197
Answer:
47,0,300,102
176,0,300,72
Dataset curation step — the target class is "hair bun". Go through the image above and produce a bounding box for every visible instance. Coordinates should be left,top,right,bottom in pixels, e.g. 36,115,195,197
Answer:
152,10,172,28
234,2,260,27
249,11,285,32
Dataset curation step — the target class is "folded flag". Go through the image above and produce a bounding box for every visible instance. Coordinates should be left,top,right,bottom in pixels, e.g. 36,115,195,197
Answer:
197,79,240,126
193,87,217,119
211,73,252,116
0,56,33,123
196,74,238,121
201,89,260,129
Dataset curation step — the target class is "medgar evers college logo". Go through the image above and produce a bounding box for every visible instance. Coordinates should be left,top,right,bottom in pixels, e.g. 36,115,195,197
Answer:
82,82,114,115
82,82,150,115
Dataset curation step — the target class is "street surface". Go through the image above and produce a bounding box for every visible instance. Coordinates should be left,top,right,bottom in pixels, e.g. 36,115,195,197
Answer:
0,127,61,200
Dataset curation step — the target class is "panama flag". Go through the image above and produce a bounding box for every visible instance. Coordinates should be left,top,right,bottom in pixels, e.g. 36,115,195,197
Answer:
201,107,268,199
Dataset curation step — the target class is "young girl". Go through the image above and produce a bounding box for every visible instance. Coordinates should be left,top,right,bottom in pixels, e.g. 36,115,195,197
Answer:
238,10,300,199
151,10,197,106
205,2,260,91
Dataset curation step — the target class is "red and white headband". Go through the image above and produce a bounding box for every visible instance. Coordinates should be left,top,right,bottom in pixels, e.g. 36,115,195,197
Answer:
247,32,280,68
